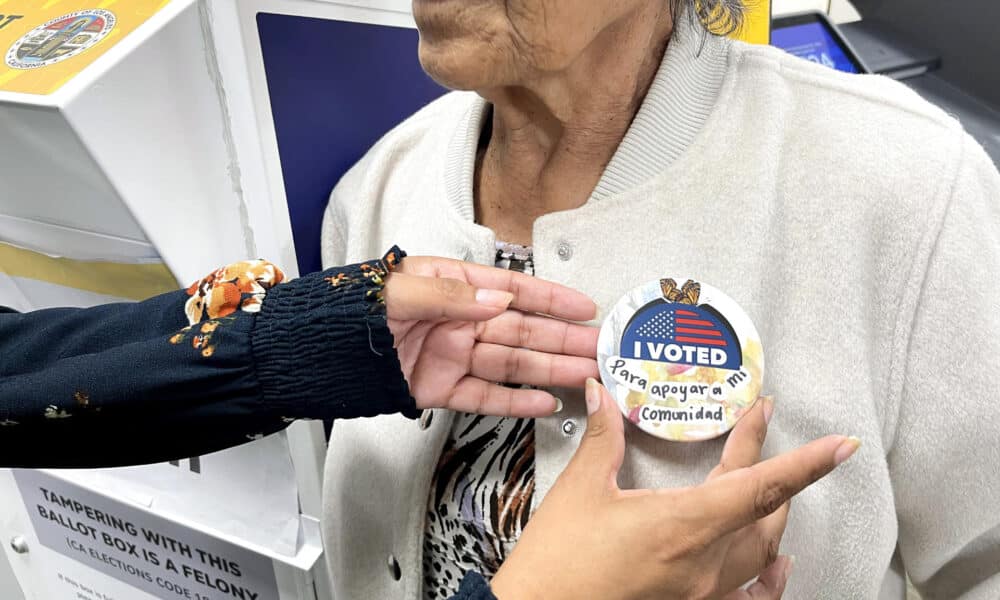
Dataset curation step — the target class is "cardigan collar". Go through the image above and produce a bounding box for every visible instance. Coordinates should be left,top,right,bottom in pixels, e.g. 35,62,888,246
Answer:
443,14,732,219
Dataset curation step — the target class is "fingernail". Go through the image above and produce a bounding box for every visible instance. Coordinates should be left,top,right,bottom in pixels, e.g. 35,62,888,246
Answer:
785,555,795,580
585,378,601,415
762,395,775,425
834,436,862,465
475,289,514,308
553,397,564,414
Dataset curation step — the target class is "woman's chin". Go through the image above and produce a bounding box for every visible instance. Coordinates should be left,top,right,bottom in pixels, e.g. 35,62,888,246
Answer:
418,42,505,91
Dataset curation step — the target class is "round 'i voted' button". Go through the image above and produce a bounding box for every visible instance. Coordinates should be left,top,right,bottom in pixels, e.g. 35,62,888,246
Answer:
597,277,764,442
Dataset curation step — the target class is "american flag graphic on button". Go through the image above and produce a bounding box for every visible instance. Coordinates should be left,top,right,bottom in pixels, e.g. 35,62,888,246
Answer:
597,276,765,442
621,303,741,371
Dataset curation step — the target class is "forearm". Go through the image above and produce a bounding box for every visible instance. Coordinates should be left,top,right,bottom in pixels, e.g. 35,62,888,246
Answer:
0,249,416,468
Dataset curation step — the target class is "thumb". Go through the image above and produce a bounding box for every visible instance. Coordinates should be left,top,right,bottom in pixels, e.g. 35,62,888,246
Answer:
565,378,626,492
383,272,514,322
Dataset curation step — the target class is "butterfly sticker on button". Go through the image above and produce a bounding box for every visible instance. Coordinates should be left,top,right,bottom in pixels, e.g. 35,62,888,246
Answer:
597,278,764,442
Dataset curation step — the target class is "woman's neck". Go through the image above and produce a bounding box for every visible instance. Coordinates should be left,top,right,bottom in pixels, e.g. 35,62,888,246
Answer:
474,4,673,244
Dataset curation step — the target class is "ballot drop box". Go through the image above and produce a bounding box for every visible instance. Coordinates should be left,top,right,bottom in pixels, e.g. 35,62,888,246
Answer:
0,1,445,598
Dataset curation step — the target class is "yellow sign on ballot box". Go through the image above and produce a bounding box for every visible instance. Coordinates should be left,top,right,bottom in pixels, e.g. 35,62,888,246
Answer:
0,0,169,95
728,0,772,45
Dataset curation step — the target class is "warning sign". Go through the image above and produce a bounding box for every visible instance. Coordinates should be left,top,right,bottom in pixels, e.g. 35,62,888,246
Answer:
14,470,280,600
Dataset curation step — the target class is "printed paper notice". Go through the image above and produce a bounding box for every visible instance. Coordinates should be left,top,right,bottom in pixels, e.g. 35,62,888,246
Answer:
14,470,279,600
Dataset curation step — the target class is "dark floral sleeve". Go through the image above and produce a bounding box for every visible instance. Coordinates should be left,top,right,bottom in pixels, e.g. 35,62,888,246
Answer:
0,247,415,469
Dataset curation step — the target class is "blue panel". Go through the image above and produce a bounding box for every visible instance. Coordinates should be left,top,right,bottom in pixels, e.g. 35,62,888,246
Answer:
257,13,447,274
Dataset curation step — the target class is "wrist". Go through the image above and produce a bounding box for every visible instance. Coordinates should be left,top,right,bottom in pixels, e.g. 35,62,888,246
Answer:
251,247,418,420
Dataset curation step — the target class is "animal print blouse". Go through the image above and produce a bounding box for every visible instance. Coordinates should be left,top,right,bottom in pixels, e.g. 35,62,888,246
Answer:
423,242,536,600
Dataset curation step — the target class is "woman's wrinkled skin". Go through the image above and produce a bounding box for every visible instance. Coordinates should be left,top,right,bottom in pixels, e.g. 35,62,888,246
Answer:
412,0,675,244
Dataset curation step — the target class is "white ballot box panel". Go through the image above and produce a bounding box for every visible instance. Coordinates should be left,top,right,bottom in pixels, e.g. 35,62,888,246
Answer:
61,433,303,559
0,551,24,600
0,102,150,252
9,469,281,600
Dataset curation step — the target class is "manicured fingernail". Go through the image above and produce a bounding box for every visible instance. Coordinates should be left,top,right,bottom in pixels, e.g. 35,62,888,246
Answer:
475,289,514,308
762,395,775,425
785,555,795,579
585,378,601,415
553,397,564,414
834,436,862,465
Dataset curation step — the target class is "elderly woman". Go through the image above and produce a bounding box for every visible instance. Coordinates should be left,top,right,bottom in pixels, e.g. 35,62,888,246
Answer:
321,0,1000,598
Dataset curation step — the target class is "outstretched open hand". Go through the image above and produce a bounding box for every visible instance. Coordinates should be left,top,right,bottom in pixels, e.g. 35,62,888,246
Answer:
383,255,599,417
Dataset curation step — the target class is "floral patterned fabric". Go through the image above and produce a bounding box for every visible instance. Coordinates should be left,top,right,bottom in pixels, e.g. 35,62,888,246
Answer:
184,260,285,324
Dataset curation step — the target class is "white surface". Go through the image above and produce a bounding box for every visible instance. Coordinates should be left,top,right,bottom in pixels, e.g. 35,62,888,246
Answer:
0,216,159,262
773,0,862,22
58,434,301,558
0,1,349,597
201,0,296,276
0,102,150,257
0,551,24,600
0,0,252,281
60,0,256,284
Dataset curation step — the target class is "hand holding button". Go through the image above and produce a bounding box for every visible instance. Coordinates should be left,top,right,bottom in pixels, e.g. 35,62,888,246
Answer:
489,379,860,600
383,255,599,417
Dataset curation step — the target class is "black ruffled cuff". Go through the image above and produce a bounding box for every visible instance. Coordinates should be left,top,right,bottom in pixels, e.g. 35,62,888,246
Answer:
251,247,419,420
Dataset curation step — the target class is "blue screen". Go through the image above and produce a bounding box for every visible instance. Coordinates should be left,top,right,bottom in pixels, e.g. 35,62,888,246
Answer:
257,14,447,274
771,21,859,74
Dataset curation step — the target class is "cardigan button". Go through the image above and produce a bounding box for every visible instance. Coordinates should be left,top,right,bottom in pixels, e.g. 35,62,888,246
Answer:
388,554,401,581
419,410,434,430
556,242,573,261
561,419,578,436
